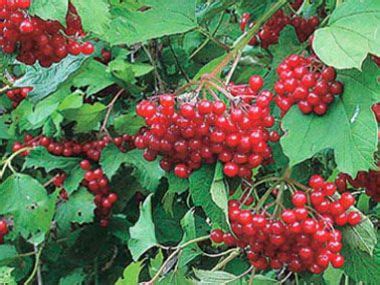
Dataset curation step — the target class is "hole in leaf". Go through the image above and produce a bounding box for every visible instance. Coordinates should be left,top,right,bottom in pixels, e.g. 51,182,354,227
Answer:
138,5,152,12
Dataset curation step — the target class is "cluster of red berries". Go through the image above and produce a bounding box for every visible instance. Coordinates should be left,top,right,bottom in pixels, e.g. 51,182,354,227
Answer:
240,7,319,49
5,86,31,107
336,166,380,202
134,76,280,179
13,133,137,227
210,175,361,274
0,219,9,244
274,54,343,116
0,1,94,67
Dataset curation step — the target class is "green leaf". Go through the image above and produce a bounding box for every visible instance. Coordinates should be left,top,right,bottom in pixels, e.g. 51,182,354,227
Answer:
64,164,85,194
280,59,379,177
342,216,377,255
58,268,86,285
0,245,18,266
313,0,380,69
193,270,278,285
128,194,158,261
14,55,87,103
149,250,163,278
189,164,229,230
357,193,371,212
29,0,69,25
55,188,96,232
116,261,143,285
0,267,16,285
71,0,111,37
167,172,189,194
114,112,145,136
62,102,106,133
178,210,201,268
71,60,115,95
157,270,193,285
0,120,10,139
0,174,57,241
24,147,81,173
100,145,165,192
210,162,229,227
193,270,239,284
323,266,344,285
107,0,197,46
109,59,153,83
342,240,380,284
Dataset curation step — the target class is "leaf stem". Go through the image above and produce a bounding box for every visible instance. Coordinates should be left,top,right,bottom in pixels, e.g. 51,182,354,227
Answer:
209,0,289,77
24,245,43,285
211,248,240,271
99,88,125,136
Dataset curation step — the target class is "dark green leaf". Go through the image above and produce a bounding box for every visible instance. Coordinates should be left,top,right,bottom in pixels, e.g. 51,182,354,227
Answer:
55,188,96,232
71,60,114,95
24,147,81,173
58,268,86,285
178,210,201,268
342,240,380,284
189,164,229,230
167,172,189,194
107,0,197,46
100,145,165,192
114,112,145,136
62,102,106,133
0,174,57,241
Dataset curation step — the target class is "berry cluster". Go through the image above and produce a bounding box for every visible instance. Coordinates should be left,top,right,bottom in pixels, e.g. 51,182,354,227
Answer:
0,1,94,67
135,76,280,179
13,133,137,226
274,54,343,116
336,166,380,202
5,87,31,107
0,219,9,244
210,175,361,274
240,9,319,49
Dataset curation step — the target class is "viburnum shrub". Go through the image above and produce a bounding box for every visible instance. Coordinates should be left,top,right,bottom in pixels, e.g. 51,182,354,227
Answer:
0,0,379,284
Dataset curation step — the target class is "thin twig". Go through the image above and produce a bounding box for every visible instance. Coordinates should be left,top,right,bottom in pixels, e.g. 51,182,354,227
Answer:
168,40,191,82
190,13,227,59
100,89,125,135
24,245,43,285
225,52,242,85
35,244,43,285
211,249,240,271
146,236,209,284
